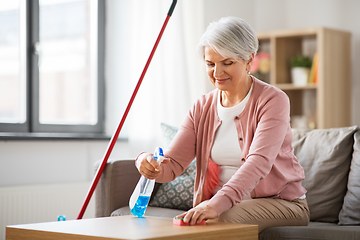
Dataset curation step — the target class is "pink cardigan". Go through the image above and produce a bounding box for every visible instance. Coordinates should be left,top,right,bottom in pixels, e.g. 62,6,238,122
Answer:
156,77,306,216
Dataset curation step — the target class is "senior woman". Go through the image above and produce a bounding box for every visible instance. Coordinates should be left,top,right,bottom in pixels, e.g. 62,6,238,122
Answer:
135,16,310,233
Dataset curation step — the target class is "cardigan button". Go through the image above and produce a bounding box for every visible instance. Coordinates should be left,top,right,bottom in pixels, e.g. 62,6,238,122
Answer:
234,116,239,120
239,137,243,141
241,158,245,162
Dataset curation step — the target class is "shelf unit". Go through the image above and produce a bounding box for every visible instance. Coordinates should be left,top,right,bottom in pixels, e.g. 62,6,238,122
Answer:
256,27,351,129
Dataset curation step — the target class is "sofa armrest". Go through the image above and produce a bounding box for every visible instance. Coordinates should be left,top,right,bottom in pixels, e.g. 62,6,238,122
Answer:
94,159,140,217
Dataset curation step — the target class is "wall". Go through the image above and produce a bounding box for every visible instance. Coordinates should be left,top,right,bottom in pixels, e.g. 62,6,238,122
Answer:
0,139,132,186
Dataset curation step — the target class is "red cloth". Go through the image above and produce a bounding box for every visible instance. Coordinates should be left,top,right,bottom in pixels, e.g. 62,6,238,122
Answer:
203,158,219,201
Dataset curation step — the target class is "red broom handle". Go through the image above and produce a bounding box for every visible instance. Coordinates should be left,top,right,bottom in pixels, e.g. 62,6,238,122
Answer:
77,0,177,220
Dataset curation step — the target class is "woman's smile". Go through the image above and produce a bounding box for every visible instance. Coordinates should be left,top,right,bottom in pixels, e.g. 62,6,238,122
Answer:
215,78,230,84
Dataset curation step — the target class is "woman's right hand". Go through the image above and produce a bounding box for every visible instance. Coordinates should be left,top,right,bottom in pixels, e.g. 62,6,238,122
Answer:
136,152,170,179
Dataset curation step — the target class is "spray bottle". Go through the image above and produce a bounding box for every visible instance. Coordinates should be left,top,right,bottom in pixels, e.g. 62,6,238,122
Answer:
129,147,164,217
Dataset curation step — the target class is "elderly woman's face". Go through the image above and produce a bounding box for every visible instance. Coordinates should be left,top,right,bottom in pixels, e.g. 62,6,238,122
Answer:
204,46,250,92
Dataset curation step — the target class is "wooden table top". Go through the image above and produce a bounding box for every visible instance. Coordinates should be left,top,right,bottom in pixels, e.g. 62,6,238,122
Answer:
6,215,258,240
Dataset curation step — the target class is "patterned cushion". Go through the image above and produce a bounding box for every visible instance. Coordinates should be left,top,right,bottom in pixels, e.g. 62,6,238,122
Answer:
149,160,196,210
148,123,196,211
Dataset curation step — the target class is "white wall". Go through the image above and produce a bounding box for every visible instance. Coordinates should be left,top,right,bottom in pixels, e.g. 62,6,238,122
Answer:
0,139,132,186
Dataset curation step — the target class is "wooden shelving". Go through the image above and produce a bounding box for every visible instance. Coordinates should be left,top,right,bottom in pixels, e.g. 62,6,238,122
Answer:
274,83,317,91
256,27,351,129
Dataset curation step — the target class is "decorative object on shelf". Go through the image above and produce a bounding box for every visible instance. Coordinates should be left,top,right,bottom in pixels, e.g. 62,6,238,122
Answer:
290,54,312,86
308,52,318,84
290,109,317,130
290,115,308,129
250,51,270,79
307,109,316,130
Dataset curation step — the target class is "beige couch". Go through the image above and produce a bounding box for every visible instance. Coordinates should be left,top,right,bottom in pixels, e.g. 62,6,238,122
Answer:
95,125,360,240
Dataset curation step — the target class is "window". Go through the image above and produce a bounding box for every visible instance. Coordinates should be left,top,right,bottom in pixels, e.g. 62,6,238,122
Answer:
0,0,105,135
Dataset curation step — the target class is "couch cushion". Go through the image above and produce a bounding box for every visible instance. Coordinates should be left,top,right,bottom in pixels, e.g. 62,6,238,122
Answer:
339,129,360,225
292,126,357,223
259,222,360,240
148,159,196,210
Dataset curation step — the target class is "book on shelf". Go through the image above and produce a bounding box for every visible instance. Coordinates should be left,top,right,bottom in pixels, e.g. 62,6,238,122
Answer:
308,52,318,84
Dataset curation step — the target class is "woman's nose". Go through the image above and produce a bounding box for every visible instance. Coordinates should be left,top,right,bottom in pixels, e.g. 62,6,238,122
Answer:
213,64,224,78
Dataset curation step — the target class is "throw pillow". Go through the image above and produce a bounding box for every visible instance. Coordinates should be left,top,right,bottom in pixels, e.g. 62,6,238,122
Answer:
292,126,357,223
339,129,360,225
160,122,179,149
149,159,196,211
148,123,196,211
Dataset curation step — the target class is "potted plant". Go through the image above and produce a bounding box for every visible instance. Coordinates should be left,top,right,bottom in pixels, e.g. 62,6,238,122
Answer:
290,54,312,86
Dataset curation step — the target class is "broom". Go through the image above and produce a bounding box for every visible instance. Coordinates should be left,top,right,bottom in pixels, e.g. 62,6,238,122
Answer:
77,0,177,220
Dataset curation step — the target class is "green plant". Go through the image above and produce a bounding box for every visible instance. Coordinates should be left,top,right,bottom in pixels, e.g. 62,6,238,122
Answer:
290,54,312,68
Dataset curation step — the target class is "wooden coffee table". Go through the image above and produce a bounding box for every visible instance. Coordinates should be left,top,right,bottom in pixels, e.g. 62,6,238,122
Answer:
6,215,258,240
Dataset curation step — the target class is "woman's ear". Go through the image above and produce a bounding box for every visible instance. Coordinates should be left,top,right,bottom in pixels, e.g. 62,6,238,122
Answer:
246,53,255,72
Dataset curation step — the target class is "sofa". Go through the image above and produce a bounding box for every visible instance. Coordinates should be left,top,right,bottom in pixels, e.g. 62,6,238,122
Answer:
95,124,360,240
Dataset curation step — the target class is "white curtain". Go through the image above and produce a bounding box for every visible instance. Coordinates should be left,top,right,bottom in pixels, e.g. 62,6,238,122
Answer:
117,0,209,155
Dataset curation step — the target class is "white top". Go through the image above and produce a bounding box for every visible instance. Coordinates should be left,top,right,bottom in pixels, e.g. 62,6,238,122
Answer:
211,84,253,199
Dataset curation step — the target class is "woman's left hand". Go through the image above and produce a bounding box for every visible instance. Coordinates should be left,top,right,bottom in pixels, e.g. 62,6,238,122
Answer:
176,204,218,225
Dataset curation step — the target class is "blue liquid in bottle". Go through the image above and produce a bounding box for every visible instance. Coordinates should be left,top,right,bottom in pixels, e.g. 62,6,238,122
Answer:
130,195,151,217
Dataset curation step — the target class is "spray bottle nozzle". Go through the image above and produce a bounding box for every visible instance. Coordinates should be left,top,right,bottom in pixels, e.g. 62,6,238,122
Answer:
153,147,164,164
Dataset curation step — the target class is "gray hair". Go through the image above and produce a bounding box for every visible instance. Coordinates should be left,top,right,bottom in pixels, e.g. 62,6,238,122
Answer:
197,16,258,61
